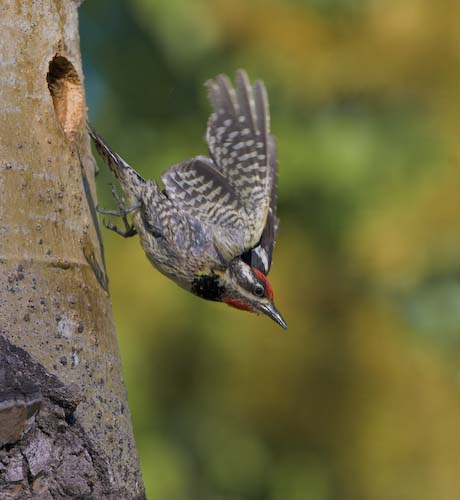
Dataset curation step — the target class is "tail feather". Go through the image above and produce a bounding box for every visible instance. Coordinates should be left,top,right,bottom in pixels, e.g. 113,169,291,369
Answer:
87,124,145,197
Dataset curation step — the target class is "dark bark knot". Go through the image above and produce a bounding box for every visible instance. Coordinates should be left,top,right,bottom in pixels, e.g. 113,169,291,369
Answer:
0,336,117,499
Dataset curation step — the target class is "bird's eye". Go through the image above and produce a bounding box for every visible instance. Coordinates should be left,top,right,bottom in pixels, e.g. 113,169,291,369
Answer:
254,283,265,297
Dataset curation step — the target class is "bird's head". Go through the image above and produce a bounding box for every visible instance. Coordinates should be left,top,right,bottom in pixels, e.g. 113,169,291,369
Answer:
221,259,287,330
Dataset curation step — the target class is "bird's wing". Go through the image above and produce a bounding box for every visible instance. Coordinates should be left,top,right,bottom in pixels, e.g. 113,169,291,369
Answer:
161,156,247,262
241,135,279,275
162,70,280,269
205,70,277,255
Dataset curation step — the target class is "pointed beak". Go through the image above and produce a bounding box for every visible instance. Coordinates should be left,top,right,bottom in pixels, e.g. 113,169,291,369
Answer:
260,302,288,330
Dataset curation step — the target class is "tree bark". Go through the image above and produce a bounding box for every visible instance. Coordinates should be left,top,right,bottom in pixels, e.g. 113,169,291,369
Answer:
0,1,145,498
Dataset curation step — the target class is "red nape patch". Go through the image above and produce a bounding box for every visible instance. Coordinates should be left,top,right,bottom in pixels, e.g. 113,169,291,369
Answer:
223,297,254,312
252,268,274,301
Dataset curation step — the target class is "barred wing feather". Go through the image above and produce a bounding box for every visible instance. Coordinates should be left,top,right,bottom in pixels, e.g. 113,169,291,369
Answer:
161,156,246,262
206,70,278,273
241,135,279,275
162,70,279,270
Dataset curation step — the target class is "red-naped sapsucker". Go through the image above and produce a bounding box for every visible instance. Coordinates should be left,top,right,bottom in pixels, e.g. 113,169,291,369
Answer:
89,70,287,329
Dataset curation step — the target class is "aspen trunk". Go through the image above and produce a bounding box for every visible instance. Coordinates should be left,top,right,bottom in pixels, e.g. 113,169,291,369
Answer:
0,1,146,498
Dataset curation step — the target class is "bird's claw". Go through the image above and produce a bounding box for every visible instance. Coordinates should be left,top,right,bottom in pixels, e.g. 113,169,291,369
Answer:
98,185,139,238
102,217,136,238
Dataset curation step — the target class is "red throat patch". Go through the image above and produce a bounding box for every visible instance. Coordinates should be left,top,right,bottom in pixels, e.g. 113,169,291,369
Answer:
252,268,274,301
223,297,254,312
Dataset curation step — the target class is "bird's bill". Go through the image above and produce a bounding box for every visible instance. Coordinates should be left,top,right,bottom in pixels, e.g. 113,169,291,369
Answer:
260,302,287,330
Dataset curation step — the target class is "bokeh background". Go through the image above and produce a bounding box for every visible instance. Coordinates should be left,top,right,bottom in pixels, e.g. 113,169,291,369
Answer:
80,1,460,499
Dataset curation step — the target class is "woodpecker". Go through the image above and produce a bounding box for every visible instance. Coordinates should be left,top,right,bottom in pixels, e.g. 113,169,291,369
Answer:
89,70,287,329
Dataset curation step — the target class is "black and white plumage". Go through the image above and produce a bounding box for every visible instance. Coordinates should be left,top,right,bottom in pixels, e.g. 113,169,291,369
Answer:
89,70,286,329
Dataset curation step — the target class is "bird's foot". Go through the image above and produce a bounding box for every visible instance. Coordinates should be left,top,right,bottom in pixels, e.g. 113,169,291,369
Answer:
97,185,140,238
101,218,137,238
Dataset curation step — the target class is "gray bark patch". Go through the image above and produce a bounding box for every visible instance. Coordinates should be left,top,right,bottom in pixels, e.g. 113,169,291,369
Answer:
0,336,144,499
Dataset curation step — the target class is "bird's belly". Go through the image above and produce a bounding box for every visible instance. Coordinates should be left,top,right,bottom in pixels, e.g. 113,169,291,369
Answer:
134,213,223,293
135,226,192,290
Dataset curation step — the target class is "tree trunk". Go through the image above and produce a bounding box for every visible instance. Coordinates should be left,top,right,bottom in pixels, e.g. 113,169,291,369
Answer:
0,1,145,498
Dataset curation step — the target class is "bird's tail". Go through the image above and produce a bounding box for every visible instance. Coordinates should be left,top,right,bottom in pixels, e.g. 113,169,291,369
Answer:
87,124,145,198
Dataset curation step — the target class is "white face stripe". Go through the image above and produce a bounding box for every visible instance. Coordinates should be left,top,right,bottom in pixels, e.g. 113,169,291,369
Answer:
254,247,269,274
240,262,254,282
225,262,269,301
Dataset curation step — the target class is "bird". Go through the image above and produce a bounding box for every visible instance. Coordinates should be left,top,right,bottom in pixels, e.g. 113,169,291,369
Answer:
89,69,287,329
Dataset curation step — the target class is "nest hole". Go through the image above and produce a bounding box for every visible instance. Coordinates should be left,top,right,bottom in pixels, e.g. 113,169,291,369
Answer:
47,55,84,139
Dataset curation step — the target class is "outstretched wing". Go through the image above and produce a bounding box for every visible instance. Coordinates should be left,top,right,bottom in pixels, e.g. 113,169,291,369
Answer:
241,136,279,275
206,70,278,272
162,70,279,267
162,156,243,230
161,156,246,262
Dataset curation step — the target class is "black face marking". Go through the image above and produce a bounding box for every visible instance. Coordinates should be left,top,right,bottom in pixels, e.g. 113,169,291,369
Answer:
191,274,225,301
241,248,253,268
253,283,264,297
229,258,260,296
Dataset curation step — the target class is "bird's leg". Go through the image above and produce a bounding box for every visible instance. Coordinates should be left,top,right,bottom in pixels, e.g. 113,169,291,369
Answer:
101,218,137,238
97,185,140,238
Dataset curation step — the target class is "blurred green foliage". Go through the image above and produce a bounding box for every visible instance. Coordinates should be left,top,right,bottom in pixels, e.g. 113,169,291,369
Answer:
80,0,460,498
